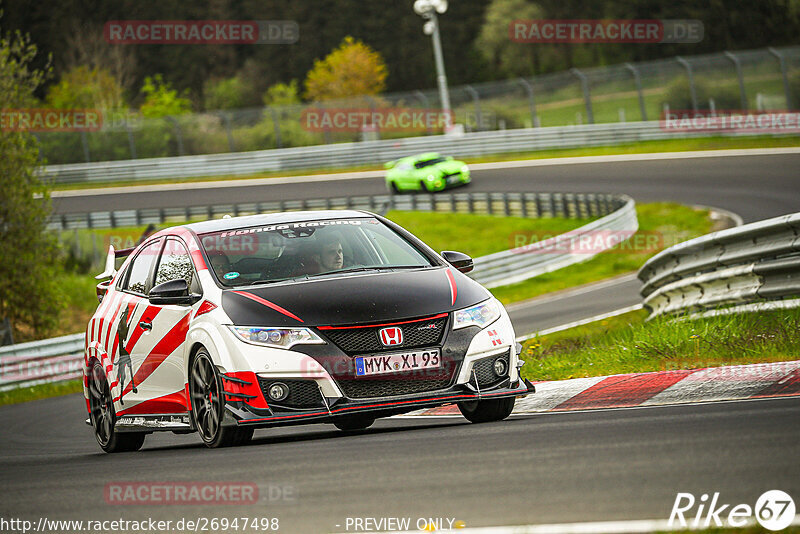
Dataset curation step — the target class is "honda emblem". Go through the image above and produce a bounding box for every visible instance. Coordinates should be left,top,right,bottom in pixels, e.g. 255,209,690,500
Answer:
379,327,404,346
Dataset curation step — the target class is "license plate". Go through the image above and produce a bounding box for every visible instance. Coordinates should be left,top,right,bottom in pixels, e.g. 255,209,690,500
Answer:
446,174,460,184
355,349,441,377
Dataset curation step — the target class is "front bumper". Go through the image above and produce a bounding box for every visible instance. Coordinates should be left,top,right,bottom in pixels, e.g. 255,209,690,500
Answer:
226,377,535,428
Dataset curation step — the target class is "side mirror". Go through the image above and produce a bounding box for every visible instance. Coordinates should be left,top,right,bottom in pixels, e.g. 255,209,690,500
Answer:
441,250,473,273
149,279,201,306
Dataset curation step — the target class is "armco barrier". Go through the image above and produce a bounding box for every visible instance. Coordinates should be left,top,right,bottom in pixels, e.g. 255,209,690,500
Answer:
638,212,800,316
41,120,789,185
13,191,637,391
0,333,84,392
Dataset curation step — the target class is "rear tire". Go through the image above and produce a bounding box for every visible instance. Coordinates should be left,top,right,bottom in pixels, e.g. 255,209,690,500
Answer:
458,397,515,423
88,362,146,453
333,415,375,432
190,349,252,448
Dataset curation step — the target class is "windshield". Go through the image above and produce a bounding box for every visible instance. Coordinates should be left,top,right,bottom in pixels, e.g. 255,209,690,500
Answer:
414,157,448,168
198,217,434,286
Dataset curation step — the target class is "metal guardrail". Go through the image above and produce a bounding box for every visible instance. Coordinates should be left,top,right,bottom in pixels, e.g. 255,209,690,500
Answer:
0,333,84,392
638,212,800,317
16,191,636,391
42,120,787,185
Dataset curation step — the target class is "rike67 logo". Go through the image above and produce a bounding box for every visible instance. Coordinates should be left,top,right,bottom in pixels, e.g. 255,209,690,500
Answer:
669,490,796,531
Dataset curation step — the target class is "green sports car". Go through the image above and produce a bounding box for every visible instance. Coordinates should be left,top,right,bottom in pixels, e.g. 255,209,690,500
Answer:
384,152,471,193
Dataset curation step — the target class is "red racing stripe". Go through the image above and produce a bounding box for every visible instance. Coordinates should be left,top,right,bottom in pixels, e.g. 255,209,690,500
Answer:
231,291,303,323
118,313,190,400
123,304,162,356
553,369,696,410
117,389,188,416
445,269,457,306
751,368,800,398
102,293,124,355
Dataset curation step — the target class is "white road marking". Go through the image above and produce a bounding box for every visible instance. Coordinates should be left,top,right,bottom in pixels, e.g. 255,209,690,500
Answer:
515,304,643,342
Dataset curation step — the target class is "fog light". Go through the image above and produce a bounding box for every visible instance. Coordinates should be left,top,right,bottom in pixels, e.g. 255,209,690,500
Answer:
493,358,508,377
268,382,289,402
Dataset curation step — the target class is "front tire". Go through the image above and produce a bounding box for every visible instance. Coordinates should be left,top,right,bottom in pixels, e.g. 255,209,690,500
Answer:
88,362,146,453
458,397,515,423
190,349,253,448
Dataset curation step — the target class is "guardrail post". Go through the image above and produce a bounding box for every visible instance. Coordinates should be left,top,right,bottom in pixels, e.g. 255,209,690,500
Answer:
168,117,185,156
625,63,648,121
570,68,594,124
222,112,236,152
414,90,434,134
0,317,13,347
268,108,283,149
723,51,748,110
464,85,483,131
768,47,794,110
517,78,539,127
126,124,137,159
366,96,380,140
80,131,90,162
675,57,698,112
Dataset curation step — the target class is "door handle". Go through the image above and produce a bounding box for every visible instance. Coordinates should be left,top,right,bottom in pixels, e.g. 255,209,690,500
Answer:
139,321,152,331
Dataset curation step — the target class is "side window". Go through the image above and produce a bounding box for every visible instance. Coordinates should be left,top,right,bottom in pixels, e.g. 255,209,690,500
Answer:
124,239,162,295
154,238,196,290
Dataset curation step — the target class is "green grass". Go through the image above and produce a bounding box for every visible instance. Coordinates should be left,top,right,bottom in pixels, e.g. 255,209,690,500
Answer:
491,202,717,305
520,308,800,382
51,135,800,191
0,379,83,407
384,210,592,258
51,202,712,344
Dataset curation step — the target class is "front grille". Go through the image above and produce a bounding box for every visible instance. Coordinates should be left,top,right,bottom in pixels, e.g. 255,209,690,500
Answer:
321,315,447,355
257,378,323,409
337,378,453,399
472,351,510,388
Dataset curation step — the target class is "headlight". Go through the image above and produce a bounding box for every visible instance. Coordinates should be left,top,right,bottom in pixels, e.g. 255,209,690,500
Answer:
228,326,325,349
427,174,436,181
461,165,469,173
452,299,501,330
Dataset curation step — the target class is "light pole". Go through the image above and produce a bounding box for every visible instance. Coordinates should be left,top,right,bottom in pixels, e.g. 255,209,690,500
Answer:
413,0,451,120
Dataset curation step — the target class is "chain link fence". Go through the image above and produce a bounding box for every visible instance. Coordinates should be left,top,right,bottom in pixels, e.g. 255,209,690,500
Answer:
35,46,800,165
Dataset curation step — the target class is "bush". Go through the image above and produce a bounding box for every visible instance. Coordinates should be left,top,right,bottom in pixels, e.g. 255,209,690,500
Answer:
664,77,741,111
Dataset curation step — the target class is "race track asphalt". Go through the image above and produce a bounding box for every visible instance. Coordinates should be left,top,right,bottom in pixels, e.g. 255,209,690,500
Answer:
0,395,797,531
4,151,795,532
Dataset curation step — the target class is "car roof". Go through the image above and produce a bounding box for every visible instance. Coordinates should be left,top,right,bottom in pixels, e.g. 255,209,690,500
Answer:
397,152,441,163
178,209,376,235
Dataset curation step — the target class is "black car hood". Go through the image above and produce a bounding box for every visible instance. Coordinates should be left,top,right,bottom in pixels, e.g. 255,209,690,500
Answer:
221,267,490,327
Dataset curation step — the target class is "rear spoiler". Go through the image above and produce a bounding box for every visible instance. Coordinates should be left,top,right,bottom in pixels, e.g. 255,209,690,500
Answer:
95,245,134,281
95,224,156,281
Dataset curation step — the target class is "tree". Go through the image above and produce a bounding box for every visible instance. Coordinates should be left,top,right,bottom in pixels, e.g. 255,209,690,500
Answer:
0,30,62,341
46,65,126,111
304,36,387,101
203,76,248,110
139,74,192,118
263,80,301,107
476,0,549,77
